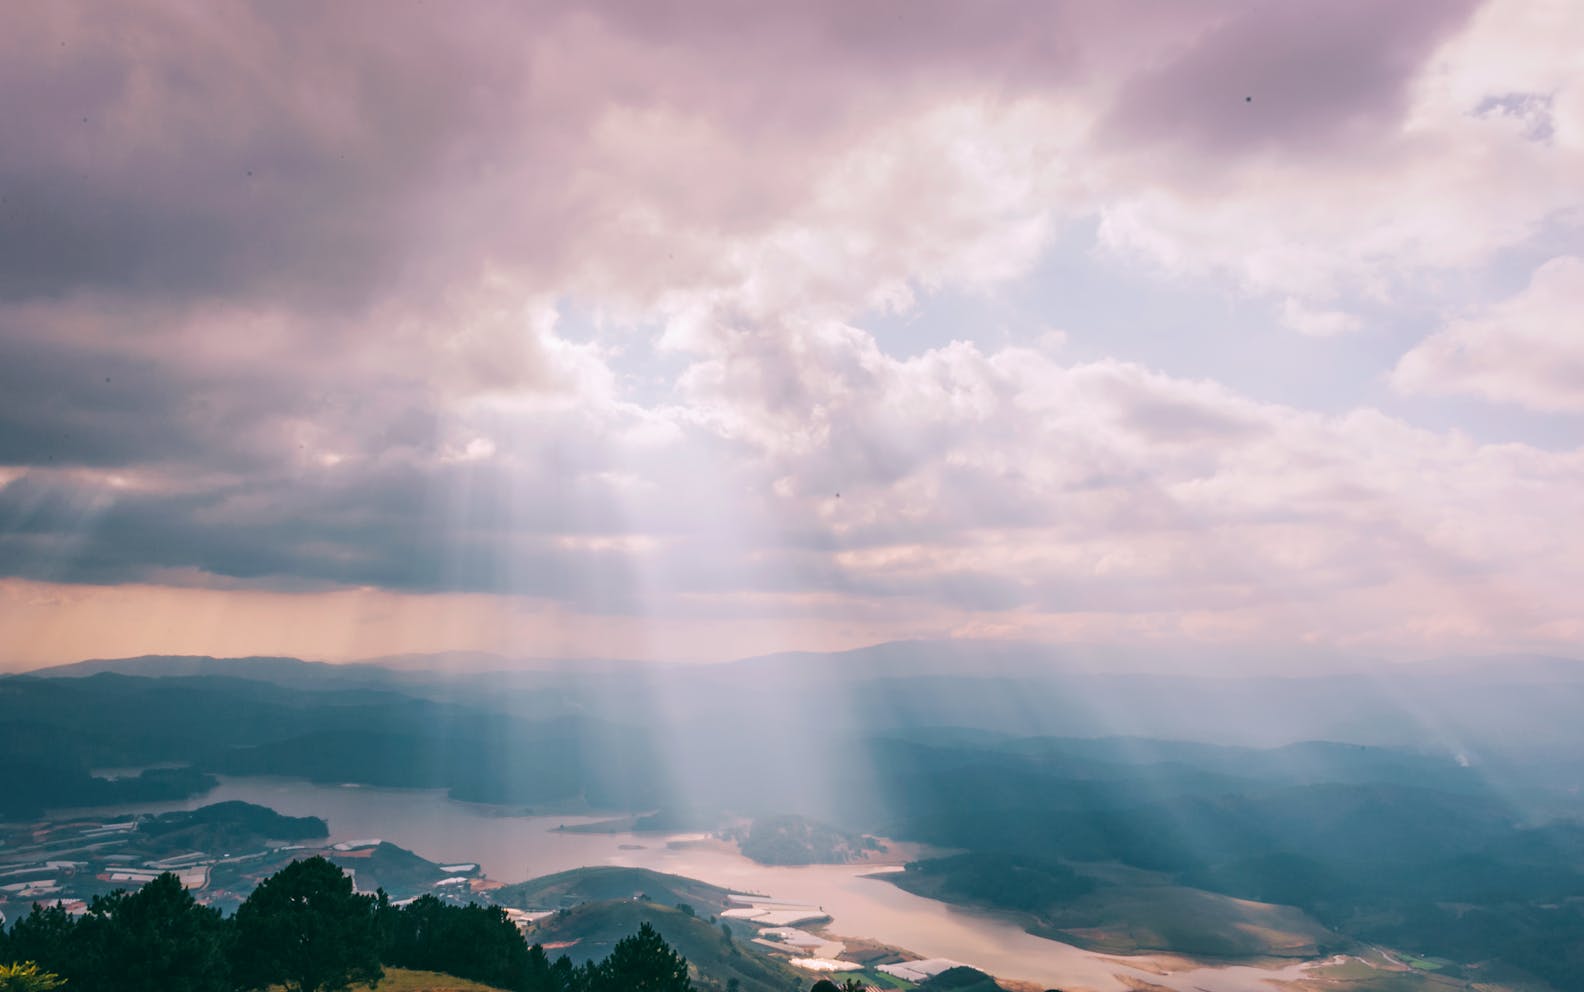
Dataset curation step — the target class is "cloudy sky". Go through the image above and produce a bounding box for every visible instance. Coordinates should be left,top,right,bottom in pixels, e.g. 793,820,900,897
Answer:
2,0,1581,669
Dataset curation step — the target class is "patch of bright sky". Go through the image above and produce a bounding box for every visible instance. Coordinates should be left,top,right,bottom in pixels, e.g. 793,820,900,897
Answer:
557,300,692,408
558,221,1581,449
1386,216,1584,450
862,220,1583,450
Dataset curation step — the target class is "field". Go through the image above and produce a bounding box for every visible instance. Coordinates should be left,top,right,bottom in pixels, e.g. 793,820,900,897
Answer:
1036,881,1337,957
828,969,916,990
1281,949,1554,992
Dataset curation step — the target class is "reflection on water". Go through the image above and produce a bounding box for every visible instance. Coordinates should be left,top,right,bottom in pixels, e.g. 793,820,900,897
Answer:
70,778,1322,992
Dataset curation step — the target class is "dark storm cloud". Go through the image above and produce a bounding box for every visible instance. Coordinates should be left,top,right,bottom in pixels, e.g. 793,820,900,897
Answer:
1102,0,1483,156
0,460,646,607
0,2,546,305
0,0,1240,306
7,0,1574,665
0,313,337,471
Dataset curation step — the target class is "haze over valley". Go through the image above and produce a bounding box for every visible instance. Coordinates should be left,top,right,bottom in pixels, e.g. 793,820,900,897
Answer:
5,645,1584,990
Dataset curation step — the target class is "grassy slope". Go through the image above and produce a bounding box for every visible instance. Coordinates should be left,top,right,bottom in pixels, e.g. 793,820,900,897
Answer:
892,860,1341,959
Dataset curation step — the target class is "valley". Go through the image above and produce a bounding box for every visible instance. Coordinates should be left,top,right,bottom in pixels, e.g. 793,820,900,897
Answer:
3,649,1583,992
0,776,1548,992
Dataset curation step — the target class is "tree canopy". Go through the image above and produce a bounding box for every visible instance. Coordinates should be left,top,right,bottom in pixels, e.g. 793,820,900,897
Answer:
3,874,229,992
380,893,530,990
2,859,703,992
231,856,383,992
585,922,693,992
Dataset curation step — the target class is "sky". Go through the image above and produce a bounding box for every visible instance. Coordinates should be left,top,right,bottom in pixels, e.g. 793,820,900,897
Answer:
1,0,1582,670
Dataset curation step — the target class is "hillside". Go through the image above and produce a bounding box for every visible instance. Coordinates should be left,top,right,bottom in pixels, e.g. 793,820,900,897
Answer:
138,800,327,851
728,814,884,866
522,900,800,992
6,652,1584,988
914,966,1009,992
492,866,743,917
1038,873,1340,958
892,856,1339,958
36,654,353,683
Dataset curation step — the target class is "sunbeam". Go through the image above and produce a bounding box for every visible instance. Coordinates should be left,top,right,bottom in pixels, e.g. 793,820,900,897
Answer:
3,3,1584,992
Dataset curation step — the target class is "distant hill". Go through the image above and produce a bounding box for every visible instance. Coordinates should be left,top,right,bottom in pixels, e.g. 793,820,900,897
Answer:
727,814,884,866
360,652,664,676
22,642,1584,757
31,651,671,683
7,645,1584,989
493,867,743,917
890,855,1339,959
914,965,1009,992
30,654,414,691
521,899,799,992
139,800,327,850
326,841,465,899
38,654,325,678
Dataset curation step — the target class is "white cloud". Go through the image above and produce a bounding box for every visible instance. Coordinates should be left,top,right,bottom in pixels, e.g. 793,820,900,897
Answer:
647,309,1584,653
1279,298,1363,337
1394,255,1584,411
6,0,1584,662
1094,0,1584,309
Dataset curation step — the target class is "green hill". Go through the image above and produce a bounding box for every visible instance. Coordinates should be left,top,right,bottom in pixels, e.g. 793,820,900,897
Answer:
493,866,745,917
890,857,1340,959
326,841,459,899
915,966,1007,992
524,900,799,992
729,814,883,866
140,800,328,851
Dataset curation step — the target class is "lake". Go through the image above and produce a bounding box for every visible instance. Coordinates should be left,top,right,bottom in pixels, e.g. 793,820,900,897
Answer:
77,776,1327,992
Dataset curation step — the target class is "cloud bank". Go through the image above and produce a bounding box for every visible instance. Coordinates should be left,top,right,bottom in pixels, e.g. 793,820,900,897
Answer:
1,0,1581,667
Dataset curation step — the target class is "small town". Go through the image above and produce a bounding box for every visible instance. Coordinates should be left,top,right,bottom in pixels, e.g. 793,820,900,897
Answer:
0,805,487,923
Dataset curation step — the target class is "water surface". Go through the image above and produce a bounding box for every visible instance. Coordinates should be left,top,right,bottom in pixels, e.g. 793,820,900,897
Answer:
72,777,1327,992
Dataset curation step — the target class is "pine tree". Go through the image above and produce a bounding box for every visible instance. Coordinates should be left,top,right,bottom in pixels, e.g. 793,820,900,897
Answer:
231,856,383,992
589,922,692,992
75,872,230,992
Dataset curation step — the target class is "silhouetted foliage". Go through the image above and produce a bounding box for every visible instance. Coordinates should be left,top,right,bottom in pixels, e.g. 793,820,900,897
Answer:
74,872,230,992
586,922,693,992
3,873,229,992
1,855,716,992
231,856,382,992
0,907,75,986
916,966,1005,992
381,893,529,990
522,943,562,992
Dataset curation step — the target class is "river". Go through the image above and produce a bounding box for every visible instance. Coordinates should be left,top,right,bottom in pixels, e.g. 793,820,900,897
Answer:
73,777,1328,992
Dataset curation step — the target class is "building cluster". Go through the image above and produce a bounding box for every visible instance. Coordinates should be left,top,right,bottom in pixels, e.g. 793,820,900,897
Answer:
0,816,482,921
